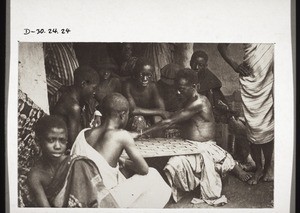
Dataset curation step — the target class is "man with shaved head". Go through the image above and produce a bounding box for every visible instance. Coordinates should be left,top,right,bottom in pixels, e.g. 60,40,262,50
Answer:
71,93,171,208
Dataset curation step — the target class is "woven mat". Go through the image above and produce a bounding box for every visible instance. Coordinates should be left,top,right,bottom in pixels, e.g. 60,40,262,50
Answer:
122,138,200,158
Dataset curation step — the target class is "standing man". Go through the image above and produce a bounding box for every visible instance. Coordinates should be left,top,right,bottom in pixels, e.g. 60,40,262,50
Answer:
190,50,234,123
218,43,274,184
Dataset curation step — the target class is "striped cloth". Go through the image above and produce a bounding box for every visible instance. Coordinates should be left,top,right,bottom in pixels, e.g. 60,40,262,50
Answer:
240,44,274,144
43,43,79,108
143,43,175,81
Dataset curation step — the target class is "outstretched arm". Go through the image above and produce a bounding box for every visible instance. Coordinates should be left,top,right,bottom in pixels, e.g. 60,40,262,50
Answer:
217,43,251,77
67,104,82,146
140,103,201,137
121,132,149,175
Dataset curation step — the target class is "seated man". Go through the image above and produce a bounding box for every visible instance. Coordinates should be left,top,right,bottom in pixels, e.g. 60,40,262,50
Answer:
123,57,167,134
157,63,186,112
27,115,118,207
136,69,252,203
88,58,122,128
71,93,171,208
52,66,99,150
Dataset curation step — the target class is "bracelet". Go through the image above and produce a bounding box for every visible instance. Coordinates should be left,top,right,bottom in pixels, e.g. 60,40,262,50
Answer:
94,110,102,116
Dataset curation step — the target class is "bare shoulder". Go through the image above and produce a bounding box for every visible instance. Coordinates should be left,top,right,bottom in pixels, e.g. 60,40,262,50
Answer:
195,93,212,109
123,80,133,88
27,162,44,185
149,82,158,90
106,129,133,144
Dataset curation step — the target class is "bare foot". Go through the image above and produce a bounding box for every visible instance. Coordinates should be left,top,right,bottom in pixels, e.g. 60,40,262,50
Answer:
240,162,256,172
233,164,252,182
247,168,264,185
262,165,274,182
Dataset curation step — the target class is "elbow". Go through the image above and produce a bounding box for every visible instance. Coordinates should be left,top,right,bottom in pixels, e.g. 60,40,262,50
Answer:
139,165,149,175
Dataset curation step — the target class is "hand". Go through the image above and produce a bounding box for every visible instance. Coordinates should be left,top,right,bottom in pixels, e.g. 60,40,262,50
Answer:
118,157,126,168
233,62,252,77
161,110,171,119
228,117,246,135
91,115,101,128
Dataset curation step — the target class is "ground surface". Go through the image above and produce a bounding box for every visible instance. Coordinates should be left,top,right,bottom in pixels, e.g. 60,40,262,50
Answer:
165,174,274,208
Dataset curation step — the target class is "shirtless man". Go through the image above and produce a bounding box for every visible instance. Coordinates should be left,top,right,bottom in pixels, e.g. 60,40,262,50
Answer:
123,57,167,133
138,68,251,182
52,66,99,150
88,58,122,128
27,115,68,207
71,93,171,208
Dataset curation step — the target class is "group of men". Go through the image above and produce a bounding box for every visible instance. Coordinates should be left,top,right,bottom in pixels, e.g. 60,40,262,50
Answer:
27,43,274,208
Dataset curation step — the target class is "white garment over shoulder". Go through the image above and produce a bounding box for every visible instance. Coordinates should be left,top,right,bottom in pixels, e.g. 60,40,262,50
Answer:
70,128,126,189
70,128,171,208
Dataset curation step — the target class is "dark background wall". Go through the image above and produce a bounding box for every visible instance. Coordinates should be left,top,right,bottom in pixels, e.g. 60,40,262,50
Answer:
73,42,245,96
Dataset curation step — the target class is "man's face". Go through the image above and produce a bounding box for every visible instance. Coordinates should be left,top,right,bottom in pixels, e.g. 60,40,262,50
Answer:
40,127,67,159
176,77,193,98
190,56,207,73
136,65,153,87
83,82,98,100
122,44,133,61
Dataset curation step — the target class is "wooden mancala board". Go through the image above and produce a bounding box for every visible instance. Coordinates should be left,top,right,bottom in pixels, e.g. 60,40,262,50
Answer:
121,138,200,158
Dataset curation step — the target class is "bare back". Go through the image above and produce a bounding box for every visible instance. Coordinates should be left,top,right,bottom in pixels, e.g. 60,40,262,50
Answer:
85,127,127,167
84,126,148,175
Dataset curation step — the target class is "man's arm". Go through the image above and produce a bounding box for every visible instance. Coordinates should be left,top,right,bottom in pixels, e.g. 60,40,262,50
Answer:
121,131,149,175
141,103,202,136
217,43,251,77
66,103,82,145
27,170,51,207
124,82,168,118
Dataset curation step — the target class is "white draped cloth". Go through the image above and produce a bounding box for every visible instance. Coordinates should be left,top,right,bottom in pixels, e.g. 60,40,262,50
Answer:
240,43,274,144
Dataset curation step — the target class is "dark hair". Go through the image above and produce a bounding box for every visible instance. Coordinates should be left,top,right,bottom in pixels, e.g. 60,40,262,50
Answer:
175,68,198,85
132,57,154,76
73,66,100,86
191,50,208,63
101,93,129,117
34,115,68,141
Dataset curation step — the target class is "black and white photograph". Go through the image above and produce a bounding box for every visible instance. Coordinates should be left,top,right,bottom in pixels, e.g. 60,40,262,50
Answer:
7,0,294,212
17,42,274,208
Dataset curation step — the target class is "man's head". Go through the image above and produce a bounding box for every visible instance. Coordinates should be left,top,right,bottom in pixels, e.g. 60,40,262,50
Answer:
121,43,133,61
175,68,198,98
34,115,68,159
94,58,118,81
74,66,99,100
160,63,183,86
101,93,130,128
132,57,154,87
190,50,208,74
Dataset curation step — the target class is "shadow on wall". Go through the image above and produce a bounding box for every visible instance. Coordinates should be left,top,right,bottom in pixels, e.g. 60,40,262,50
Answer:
193,43,244,96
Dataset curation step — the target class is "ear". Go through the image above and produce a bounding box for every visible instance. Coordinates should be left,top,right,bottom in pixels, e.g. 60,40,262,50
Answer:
119,111,126,120
192,83,200,91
